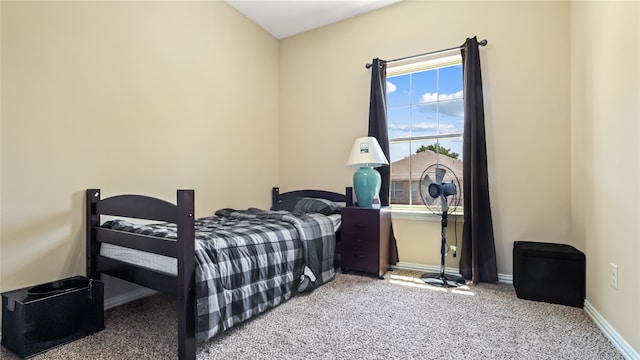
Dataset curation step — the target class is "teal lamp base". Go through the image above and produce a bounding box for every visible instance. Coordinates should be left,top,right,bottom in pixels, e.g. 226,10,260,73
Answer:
353,166,381,208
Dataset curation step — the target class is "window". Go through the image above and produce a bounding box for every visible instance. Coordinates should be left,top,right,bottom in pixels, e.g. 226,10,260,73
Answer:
387,54,464,210
390,181,403,202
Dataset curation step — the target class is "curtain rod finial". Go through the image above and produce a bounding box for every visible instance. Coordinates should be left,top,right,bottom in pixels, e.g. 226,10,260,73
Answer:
479,39,488,46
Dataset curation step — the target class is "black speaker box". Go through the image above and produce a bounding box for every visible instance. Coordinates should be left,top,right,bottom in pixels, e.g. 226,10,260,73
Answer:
513,241,585,308
1,276,104,358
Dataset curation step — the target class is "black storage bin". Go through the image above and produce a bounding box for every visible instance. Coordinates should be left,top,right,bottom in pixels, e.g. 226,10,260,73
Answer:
1,276,104,358
513,241,585,308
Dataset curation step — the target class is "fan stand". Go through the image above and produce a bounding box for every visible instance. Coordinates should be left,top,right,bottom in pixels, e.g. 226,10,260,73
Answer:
421,210,466,288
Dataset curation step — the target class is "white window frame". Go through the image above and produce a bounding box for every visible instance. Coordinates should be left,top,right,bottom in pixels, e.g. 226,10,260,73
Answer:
386,54,465,220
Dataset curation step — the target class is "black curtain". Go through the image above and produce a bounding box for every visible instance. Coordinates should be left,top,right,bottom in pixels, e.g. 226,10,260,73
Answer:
459,37,498,283
367,58,399,265
368,59,390,205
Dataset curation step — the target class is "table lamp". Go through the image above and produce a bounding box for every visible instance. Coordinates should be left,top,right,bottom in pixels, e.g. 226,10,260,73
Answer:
346,137,389,208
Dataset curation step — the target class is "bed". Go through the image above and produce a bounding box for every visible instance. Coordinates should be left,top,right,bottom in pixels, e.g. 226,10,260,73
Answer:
85,187,353,360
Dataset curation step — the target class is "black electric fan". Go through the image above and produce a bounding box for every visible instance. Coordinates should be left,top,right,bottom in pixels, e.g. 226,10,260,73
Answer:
418,163,466,287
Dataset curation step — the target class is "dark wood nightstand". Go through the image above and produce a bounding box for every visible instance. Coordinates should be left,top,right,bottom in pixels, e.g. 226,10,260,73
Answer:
340,206,391,279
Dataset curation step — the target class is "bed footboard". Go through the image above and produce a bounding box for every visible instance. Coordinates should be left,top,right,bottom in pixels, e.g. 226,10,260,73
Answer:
85,189,196,360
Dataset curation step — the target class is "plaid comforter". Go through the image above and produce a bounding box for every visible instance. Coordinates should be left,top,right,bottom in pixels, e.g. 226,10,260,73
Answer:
101,208,336,342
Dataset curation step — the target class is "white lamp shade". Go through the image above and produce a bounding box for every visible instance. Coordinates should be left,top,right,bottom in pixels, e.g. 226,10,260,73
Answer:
346,136,389,167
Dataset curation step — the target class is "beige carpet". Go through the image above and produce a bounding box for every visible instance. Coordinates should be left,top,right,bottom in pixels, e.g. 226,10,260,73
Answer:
1,270,623,359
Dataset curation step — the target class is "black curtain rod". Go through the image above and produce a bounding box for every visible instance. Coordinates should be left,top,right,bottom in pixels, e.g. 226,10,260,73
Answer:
365,39,488,69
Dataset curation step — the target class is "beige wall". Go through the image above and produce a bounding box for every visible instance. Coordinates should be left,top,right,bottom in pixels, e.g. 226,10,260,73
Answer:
393,217,464,269
0,1,279,297
279,0,572,275
571,0,640,352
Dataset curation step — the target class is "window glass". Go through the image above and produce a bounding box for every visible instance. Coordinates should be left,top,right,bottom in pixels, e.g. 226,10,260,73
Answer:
387,59,464,209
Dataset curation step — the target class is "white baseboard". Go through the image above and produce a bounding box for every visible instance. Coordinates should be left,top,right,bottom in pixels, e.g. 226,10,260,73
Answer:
104,287,157,310
393,261,513,284
584,300,640,360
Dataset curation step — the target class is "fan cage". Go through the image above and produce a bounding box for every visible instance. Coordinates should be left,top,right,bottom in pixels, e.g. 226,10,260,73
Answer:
418,163,462,215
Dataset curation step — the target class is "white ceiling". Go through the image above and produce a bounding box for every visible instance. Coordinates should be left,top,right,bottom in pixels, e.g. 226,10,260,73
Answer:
225,0,403,39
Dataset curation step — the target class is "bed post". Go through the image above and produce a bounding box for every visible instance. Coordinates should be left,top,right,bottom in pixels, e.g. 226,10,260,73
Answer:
176,190,196,360
345,187,354,207
271,187,279,208
86,189,101,280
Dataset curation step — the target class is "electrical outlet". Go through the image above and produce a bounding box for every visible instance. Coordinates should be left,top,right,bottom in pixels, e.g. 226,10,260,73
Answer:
610,263,618,290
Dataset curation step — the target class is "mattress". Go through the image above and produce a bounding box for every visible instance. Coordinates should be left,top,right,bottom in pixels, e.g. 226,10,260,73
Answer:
100,213,341,276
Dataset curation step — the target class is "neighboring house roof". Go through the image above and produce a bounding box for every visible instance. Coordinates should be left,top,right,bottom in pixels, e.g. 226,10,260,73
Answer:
390,150,463,181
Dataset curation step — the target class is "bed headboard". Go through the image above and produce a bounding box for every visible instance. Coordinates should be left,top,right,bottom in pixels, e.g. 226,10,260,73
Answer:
271,187,353,208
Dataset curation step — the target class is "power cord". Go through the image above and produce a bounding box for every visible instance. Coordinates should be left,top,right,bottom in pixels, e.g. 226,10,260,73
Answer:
452,212,458,257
